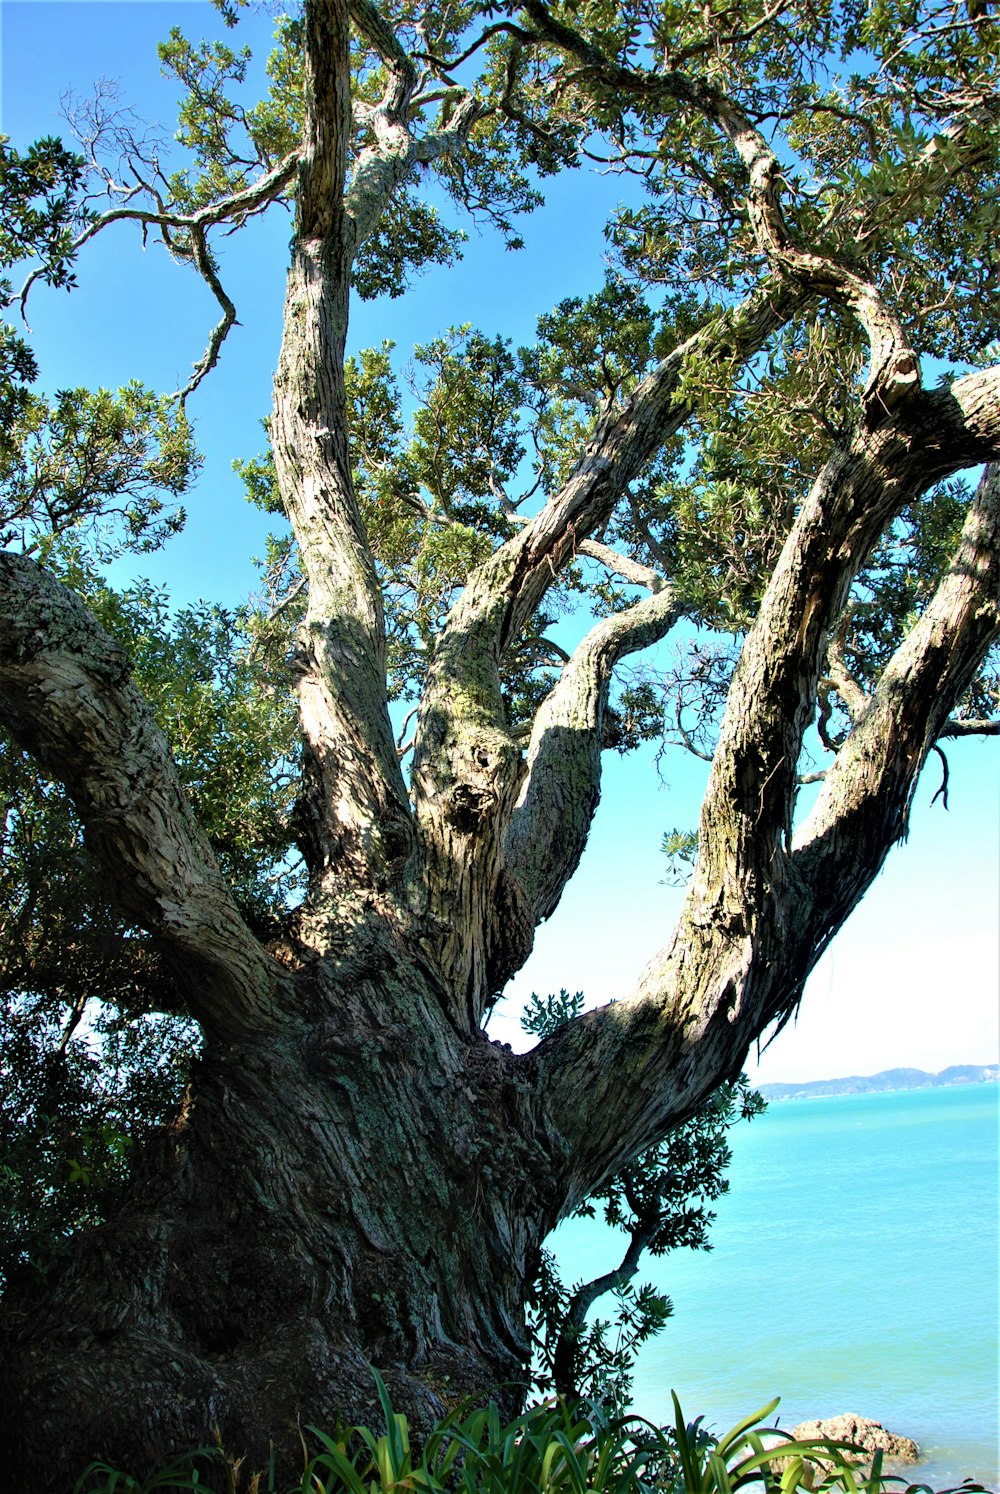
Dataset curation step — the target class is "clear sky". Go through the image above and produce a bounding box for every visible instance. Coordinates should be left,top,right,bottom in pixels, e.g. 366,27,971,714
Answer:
2,0,998,1085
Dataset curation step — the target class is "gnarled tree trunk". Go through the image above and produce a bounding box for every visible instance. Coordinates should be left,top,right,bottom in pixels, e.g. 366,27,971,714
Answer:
2,953,551,1482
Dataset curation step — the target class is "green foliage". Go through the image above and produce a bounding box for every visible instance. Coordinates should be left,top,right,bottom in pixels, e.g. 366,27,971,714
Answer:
159,15,304,212
660,830,698,888
54,549,303,918
0,133,85,300
73,1377,993,1494
0,133,86,434
522,991,765,1411
522,987,587,1037
353,194,463,301
0,984,195,1292
0,383,196,559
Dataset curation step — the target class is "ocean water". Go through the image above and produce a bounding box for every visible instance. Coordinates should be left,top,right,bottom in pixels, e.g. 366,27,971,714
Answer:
549,1083,999,1490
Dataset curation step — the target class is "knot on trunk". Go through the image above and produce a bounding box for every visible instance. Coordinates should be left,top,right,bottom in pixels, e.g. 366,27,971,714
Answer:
445,780,495,832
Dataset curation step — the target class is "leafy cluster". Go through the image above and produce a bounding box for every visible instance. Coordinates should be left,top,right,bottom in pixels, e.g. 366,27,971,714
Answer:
0,135,87,436
159,16,304,211
0,984,195,1294
0,382,195,560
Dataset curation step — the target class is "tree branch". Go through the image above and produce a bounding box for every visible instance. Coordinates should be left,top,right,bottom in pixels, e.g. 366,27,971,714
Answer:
552,1226,649,1396
172,224,237,401
273,0,416,920
792,463,1000,938
576,539,667,591
19,151,299,398
0,555,286,1043
515,1,996,408
407,283,799,1021
505,587,683,928
939,717,999,737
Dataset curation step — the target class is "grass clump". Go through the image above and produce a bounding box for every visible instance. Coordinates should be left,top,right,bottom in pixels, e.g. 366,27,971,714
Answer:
74,1374,993,1494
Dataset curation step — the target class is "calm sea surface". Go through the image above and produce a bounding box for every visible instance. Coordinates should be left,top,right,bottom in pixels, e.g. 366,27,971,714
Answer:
549,1083,999,1489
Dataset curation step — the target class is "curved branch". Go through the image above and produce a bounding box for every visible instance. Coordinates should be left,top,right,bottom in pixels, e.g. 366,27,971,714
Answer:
505,586,683,927
930,743,950,809
20,150,299,303
693,364,1000,904
0,555,287,1042
792,462,1000,937
349,0,417,111
700,97,919,407
552,1225,649,1396
171,224,237,401
826,608,869,721
415,22,534,77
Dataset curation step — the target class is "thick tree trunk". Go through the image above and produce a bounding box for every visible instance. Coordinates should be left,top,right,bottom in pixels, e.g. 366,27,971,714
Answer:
0,950,553,1490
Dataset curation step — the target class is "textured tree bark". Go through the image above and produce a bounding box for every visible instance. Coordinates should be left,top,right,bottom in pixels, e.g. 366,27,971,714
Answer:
0,953,555,1489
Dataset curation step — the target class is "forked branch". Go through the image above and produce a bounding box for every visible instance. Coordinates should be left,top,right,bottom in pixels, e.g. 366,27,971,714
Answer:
19,151,299,401
523,383,1000,1213
792,462,1000,938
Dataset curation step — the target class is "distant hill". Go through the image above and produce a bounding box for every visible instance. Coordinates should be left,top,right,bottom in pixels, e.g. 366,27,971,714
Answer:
758,1064,1000,1101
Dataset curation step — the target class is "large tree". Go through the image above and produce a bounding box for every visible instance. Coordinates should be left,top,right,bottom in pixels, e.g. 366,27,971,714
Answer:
1,0,998,1484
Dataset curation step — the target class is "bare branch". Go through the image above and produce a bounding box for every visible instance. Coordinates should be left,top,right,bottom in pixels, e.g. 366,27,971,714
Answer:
415,21,534,77
930,743,950,808
171,225,238,402
939,717,1000,737
19,149,299,313
827,612,869,721
577,539,667,591
18,149,299,397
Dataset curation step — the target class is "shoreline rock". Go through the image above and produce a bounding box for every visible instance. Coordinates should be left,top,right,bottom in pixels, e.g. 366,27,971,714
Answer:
789,1414,920,1466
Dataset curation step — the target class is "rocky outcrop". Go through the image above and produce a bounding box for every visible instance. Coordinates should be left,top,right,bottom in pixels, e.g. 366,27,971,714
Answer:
789,1415,920,1465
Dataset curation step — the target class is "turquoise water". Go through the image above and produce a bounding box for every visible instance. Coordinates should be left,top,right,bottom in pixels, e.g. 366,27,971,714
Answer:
549,1083,999,1489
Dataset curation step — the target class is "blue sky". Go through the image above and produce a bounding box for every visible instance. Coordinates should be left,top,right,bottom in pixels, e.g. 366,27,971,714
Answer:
1,0,997,1083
